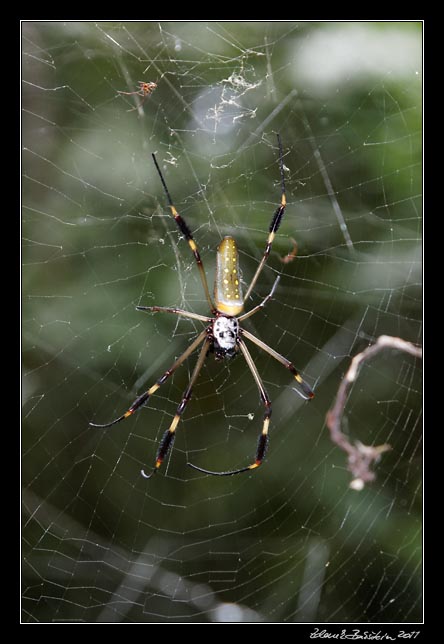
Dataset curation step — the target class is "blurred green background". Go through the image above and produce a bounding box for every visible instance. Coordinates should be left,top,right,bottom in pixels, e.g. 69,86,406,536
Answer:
22,21,422,623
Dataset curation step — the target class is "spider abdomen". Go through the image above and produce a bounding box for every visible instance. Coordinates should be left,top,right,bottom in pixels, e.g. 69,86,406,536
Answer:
212,315,239,359
214,236,244,316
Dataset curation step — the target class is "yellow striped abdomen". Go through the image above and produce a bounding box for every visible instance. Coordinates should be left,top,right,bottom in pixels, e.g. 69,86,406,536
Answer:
214,236,244,316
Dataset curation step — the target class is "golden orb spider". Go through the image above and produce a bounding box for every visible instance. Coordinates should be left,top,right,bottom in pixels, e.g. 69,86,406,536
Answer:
90,134,314,478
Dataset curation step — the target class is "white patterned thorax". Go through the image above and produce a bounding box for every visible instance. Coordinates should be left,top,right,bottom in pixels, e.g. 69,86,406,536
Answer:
213,316,239,351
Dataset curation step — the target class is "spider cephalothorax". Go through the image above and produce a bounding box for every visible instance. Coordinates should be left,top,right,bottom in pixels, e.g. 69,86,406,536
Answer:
90,135,314,479
212,315,239,360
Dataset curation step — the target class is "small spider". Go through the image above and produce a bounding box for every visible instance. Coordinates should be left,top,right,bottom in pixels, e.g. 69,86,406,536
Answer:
117,81,157,111
90,135,314,478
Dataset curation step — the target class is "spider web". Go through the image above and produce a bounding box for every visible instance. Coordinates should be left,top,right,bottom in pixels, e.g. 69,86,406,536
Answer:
22,21,423,624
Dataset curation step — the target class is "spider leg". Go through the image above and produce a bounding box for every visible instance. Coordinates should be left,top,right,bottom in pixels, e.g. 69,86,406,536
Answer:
136,305,211,323
151,153,215,313
238,276,280,322
241,328,314,399
117,92,147,113
124,95,148,112
243,133,287,303
142,337,211,479
187,337,271,476
89,329,208,429
117,90,145,96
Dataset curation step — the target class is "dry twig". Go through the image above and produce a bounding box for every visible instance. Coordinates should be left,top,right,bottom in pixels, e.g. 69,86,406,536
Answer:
279,238,298,264
326,335,422,490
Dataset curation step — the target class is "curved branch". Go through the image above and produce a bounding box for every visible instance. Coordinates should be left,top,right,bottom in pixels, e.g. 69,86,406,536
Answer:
326,335,422,490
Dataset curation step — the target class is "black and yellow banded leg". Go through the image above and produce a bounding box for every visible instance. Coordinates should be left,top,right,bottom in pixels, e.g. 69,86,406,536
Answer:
241,328,314,400
187,338,272,477
142,337,211,479
151,153,215,313
89,329,208,429
243,133,287,303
